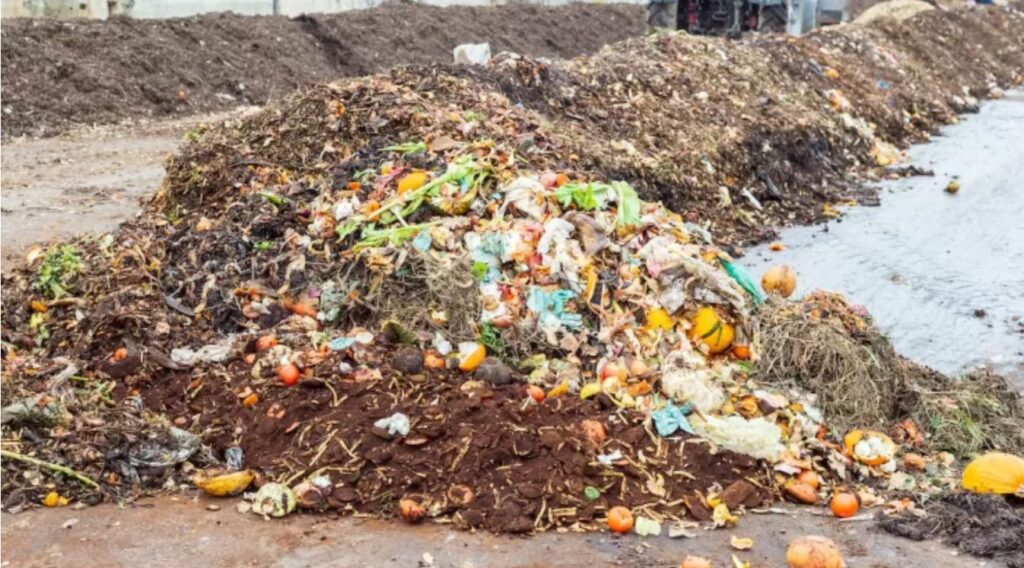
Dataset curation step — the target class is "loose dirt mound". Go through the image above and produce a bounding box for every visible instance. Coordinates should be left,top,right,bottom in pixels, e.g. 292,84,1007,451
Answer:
854,0,935,24
879,492,1024,565
0,2,644,138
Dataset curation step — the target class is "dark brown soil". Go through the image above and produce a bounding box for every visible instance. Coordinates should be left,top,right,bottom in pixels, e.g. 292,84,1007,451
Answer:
0,2,644,138
135,345,769,533
879,492,1024,566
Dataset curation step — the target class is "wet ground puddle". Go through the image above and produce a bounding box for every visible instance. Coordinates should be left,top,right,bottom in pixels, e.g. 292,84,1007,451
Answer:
745,92,1024,388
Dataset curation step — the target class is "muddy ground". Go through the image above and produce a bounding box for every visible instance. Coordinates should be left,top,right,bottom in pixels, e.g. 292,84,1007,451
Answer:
0,2,644,138
0,109,258,270
0,497,979,568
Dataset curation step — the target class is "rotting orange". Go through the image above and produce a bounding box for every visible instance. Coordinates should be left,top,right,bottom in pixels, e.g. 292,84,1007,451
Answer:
606,506,634,534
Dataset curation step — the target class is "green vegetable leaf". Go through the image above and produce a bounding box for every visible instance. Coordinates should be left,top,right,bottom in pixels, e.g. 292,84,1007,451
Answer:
471,261,490,281
258,191,288,207
382,141,427,155
477,322,504,356
34,245,83,299
613,181,641,227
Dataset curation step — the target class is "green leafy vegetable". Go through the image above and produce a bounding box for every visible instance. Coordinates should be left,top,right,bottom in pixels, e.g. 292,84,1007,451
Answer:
477,322,504,356
382,141,427,155
353,223,437,251
553,182,611,211
258,191,288,207
34,245,82,299
613,181,641,227
471,261,490,281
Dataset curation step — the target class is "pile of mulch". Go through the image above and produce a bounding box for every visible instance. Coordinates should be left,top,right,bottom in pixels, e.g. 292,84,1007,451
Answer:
0,2,644,138
879,492,1024,566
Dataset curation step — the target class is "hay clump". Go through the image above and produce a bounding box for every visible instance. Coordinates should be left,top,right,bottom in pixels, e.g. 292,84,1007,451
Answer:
909,369,1024,457
754,292,906,431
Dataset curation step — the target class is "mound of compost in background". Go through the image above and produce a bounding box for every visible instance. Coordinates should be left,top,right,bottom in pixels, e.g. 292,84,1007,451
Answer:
0,2,644,138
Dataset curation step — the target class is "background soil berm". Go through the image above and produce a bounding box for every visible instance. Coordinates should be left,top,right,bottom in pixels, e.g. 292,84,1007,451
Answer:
0,2,644,138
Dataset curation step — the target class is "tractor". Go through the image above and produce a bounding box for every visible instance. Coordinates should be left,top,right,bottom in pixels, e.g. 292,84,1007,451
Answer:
675,0,848,37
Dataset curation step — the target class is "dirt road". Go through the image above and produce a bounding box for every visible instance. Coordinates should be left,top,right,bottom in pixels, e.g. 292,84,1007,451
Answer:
0,497,975,568
0,110,255,270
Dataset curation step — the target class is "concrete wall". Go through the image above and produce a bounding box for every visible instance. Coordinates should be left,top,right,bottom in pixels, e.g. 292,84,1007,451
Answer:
2,0,636,19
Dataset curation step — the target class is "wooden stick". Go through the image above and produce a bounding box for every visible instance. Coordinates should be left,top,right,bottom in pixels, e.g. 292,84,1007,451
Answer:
1,450,99,489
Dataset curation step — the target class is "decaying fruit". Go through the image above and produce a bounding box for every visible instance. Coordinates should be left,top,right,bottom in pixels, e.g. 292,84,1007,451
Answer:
761,265,797,298
829,492,859,518
194,470,255,497
689,307,734,354
581,419,608,446
606,506,634,533
277,364,301,386
600,362,628,382
961,452,1024,495
645,307,674,331
797,470,820,490
785,480,818,505
526,385,546,403
399,498,426,523
458,342,486,372
731,344,751,360
255,335,278,352
680,556,712,568
397,171,428,194
786,535,845,568
251,483,296,518
843,430,895,466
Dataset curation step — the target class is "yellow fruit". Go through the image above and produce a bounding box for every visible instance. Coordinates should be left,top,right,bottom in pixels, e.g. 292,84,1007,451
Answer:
42,491,68,507
397,171,429,194
580,382,602,399
458,343,486,372
843,430,896,467
688,307,734,354
761,265,797,298
645,308,674,331
194,470,255,497
962,452,1024,495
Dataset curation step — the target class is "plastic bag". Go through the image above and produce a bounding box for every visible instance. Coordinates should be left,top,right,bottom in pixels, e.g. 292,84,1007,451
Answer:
690,415,785,461
660,369,725,413
453,43,491,66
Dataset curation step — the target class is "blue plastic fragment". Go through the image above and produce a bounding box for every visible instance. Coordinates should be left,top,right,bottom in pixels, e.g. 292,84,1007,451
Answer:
526,287,583,330
652,404,696,437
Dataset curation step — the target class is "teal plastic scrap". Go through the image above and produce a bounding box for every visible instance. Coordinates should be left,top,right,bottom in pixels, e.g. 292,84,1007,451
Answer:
652,403,695,437
526,287,583,330
719,256,765,304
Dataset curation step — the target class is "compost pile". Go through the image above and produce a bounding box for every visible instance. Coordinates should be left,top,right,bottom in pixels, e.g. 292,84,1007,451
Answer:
0,2,645,138
3,5,1024,537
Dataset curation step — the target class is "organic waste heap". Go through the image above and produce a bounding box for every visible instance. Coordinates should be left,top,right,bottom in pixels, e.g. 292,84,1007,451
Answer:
3,4,1024,543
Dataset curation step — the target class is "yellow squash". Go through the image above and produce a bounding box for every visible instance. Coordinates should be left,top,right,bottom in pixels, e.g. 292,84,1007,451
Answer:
962,452,1024,495
194,470,255,497
688,306,734,354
